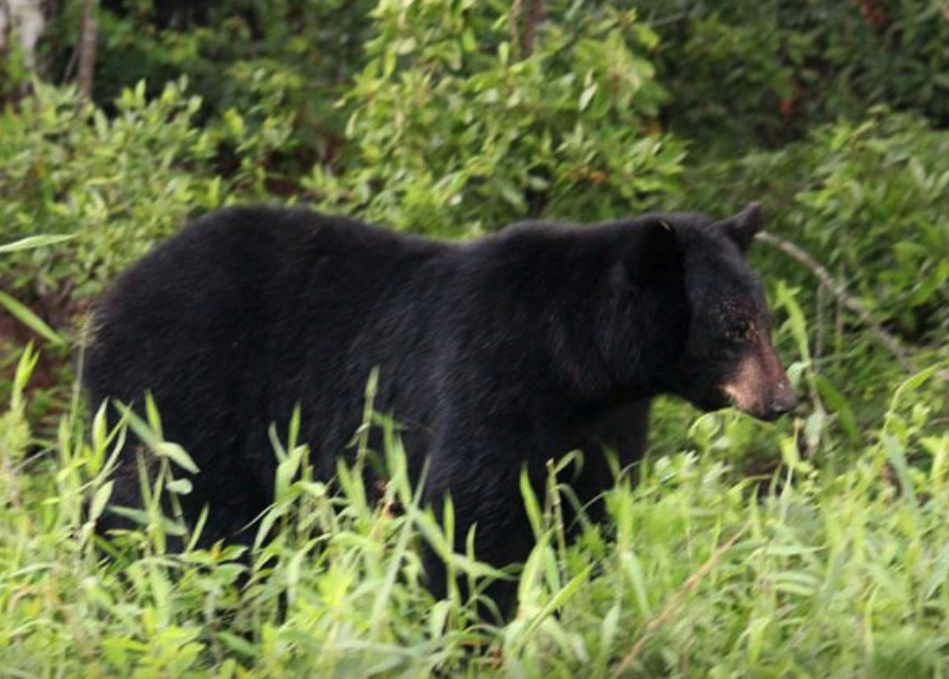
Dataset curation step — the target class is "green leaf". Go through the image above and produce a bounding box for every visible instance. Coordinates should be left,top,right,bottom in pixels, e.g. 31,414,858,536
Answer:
216,632,257,659
12,343,40,409
0,290,65,345
154,442,200,474
520,467,544,536
0,234,75,254
519,564,593,641
166,478,194,495
883,434,916,502
803,409,826,450
891,366,936,407
89,482,114,522
775,283,810,363
925,541,949,600
619,551,651,617
815,375,858,442
579,83,598,111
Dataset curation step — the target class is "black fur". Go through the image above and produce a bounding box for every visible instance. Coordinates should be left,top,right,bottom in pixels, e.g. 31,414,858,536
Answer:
84,204,790,611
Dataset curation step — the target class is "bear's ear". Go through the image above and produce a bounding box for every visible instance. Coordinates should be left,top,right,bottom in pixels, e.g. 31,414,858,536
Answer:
718,202,764,252
624,219,682,286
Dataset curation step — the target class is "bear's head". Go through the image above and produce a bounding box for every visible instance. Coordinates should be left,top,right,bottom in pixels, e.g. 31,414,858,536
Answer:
629,203,797,422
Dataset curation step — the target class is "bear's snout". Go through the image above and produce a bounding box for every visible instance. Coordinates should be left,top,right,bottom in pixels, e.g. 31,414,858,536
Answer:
722,338,797,422
763,382,798,421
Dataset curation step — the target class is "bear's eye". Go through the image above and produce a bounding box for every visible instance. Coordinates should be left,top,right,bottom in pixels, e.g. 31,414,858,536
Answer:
725,320,757,344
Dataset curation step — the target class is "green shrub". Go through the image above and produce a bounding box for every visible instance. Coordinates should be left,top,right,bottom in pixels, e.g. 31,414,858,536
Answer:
689,111,949,344
42,0,375,170
636,0,949,156
792,113,949,341
0,79,292,301
306,0,684,236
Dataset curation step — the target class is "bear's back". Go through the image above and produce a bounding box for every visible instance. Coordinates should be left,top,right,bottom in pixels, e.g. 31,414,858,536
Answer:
148,206,444,276
83,206,455,457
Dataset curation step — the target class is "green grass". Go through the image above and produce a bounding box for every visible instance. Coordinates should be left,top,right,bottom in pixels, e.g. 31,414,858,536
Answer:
2,344,949,678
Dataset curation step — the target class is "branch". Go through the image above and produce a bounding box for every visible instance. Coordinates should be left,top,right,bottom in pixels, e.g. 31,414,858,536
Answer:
756,231,949,384
77,0,98,100
510,0,546,59
611,525,748,678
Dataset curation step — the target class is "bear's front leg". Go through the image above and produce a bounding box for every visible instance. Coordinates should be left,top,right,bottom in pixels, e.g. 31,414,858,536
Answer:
421,433,544,621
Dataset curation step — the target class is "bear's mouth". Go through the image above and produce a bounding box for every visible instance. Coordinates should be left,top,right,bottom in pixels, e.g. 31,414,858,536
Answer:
691,388,732,413
719,384,775,420
719,383,797,422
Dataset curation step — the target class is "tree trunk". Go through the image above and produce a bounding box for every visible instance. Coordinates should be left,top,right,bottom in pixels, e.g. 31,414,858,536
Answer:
0,0,46,73
77,0,98,99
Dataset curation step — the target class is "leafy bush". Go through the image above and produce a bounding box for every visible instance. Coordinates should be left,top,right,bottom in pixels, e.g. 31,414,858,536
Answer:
687,111,949,344
792,113,949,341
45,0,376,169
306,0,684,236
0,79,292,301
636,0,949,155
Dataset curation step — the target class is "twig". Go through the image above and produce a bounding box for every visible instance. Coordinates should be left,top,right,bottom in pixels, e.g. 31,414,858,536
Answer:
756,231,949,384
611,525,749,678
649,12,690,29
815,282,825,369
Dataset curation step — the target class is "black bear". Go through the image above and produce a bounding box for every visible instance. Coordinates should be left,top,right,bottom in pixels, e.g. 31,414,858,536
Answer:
84,203,795,606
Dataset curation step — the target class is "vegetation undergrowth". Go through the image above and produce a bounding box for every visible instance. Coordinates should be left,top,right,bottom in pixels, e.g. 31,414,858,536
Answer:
2,336,948,676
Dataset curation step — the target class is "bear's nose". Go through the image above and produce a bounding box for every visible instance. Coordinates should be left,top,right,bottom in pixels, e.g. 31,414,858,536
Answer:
766,388,797,420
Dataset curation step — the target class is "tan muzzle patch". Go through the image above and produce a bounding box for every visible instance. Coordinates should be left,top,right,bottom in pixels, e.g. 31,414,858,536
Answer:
721,334,796,421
